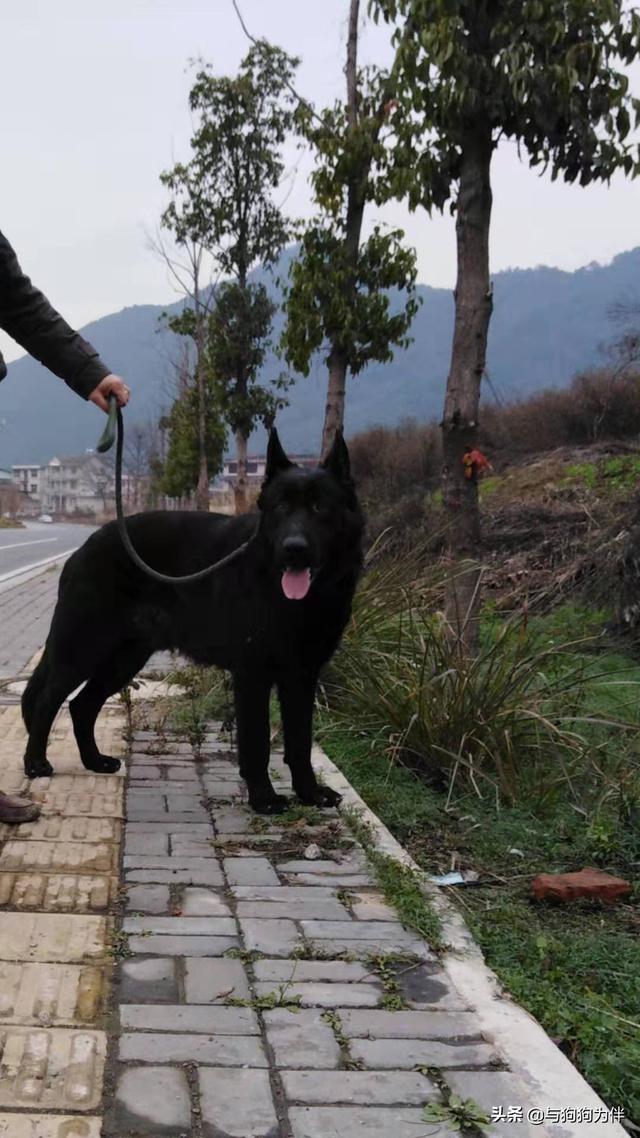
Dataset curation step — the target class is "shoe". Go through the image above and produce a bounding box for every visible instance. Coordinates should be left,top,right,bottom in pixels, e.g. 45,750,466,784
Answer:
0,791,41,824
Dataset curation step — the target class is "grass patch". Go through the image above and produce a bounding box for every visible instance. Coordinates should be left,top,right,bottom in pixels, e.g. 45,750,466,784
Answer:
340,804,443,949
276,803,326,827
564,455,640,495
369,855,443,950
318,601,640,1124
320,719,640,1121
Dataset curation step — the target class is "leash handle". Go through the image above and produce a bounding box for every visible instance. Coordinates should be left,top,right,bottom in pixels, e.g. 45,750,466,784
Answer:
95,393,258,585
96,393,118,453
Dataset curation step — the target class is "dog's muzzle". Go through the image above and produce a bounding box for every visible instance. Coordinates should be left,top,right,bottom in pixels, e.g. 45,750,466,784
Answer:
280,536,313,600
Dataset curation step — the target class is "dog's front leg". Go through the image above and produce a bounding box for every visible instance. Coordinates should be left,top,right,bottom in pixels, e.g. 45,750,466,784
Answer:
233,670,287,815
277,671,342,809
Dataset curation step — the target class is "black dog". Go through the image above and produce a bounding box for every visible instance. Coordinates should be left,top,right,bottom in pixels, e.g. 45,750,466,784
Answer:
21,429,364,813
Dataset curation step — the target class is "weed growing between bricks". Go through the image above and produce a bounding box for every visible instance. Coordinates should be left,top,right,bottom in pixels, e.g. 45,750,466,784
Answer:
289,943,360,963
341,804,444,950
228,987,303,1011
419,1067,491,1137
321,1010,364,1070
106,928,132,961
225,946,261,964
372,956,409,1010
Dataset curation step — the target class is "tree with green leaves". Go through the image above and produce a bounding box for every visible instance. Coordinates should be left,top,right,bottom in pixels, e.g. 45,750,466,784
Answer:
152,227,215,510
372,0,640,648
161,380,227,503
206,281,288,511
281,0,419,458
161,42,298,511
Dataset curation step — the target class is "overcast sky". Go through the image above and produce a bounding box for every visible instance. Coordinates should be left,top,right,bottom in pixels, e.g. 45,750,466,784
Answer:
1,0,638,365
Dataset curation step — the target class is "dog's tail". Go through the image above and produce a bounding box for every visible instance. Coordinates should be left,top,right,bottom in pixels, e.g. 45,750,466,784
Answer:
22,647,50,732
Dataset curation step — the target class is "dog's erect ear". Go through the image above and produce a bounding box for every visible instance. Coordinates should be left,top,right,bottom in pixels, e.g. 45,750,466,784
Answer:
264,428,292,483
321,430,351,485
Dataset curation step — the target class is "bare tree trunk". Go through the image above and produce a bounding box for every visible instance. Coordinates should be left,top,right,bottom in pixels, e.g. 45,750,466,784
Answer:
320,0,362,459
319,0,415,460
321,347,348,458
442,123,493,654
195,365,209,512
194,300,210,512
234,429,249,514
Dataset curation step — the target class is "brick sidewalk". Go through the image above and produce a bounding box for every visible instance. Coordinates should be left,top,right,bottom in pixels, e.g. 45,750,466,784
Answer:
0,699,125,1138
105,724,544,1138
0,672,625,1136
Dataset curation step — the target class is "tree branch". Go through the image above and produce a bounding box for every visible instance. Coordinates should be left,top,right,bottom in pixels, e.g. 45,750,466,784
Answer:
346,0,360,130
230,0,338,138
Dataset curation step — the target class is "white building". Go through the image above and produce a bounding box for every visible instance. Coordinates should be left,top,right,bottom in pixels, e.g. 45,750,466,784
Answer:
40,453,115,516
218,454,317,487
11,464,42,500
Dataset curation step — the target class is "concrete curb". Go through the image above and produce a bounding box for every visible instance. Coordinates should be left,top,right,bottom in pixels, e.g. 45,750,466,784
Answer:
311,742,628,1138
0,551,72,597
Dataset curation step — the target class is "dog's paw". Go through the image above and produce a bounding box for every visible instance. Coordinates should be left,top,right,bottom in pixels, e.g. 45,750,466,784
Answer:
249,792,289,816
24,757,54,780
295,784,342,809
82,754,122,774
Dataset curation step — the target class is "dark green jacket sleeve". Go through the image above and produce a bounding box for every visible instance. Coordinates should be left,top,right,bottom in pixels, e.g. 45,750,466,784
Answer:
0,229,111,399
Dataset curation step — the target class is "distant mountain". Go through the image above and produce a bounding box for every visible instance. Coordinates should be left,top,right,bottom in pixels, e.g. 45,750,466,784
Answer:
1,246,638,467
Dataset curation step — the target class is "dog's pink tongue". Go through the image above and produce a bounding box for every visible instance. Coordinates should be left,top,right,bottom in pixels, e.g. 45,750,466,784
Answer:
282,568,311,600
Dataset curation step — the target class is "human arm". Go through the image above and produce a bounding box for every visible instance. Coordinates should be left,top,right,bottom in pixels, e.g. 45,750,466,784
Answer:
0,228,129,408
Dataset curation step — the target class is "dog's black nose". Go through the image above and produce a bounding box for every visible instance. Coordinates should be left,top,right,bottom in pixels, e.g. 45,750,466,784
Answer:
283,536,310,565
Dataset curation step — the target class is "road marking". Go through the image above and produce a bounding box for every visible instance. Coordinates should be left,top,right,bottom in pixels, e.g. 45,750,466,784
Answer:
0,538,58,553
0,551,74,591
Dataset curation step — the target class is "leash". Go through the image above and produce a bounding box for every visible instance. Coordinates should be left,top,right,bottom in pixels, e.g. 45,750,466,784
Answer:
96,394,258,585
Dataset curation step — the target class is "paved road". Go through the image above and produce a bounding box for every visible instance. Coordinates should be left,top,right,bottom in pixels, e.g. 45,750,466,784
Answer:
0,565,62,677
0,520,94,580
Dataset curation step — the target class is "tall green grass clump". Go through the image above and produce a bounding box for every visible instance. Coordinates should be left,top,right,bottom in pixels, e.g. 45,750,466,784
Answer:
323,544,640,812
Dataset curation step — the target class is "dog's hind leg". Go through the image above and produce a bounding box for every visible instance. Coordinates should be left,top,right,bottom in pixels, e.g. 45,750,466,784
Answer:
233,671,288,815
22,646,50,733
70,642,150,774
277,671,342,809
23,666,85,779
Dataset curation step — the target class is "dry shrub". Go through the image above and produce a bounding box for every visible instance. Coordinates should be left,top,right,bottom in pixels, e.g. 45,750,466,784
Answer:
481,369,640,461
349,419,441,493
480,393,570,458
347,370,640,548
349,420,441,549
350,372,640,491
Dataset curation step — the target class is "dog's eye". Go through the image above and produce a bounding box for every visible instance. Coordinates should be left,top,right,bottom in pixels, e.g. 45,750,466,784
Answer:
311,502,323,514
275,502,289,515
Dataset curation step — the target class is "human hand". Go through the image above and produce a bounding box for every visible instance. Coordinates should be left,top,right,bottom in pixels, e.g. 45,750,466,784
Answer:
89,374,130,413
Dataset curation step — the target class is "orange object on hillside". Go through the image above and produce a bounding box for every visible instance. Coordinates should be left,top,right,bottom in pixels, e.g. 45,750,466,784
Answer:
462,447,493,480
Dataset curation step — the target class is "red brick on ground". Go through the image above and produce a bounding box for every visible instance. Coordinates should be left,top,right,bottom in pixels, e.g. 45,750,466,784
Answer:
531,867,631,904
